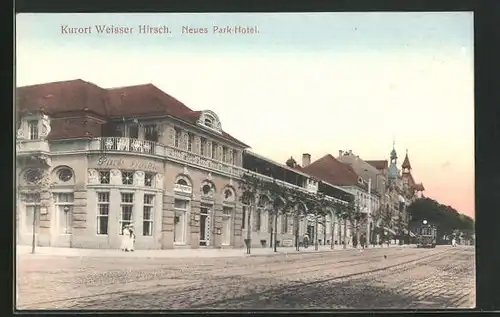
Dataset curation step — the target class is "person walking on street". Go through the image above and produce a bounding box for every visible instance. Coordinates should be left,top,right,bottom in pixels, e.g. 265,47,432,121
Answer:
303,233,310,249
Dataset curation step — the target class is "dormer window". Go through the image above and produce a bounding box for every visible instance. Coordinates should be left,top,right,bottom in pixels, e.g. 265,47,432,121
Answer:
28,120,39,140
358,177,364,184
204,118,213,128
197,110,223,134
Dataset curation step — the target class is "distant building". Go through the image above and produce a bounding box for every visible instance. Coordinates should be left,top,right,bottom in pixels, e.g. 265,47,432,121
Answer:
299,153,381,245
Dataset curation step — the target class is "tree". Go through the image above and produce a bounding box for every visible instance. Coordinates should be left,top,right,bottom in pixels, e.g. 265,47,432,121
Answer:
407,197,474,244
238,172,267,254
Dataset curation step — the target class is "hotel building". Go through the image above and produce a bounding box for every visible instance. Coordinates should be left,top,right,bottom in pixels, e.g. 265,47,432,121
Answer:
15,79,353,250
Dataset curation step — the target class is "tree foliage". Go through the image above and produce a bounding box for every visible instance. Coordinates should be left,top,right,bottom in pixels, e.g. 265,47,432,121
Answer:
407,197,474,237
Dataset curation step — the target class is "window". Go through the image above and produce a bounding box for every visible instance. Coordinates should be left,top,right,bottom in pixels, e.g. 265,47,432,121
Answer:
97,192,109,235
242,206,246,229
28,120,39,140
200,138,207,156
99,171,110,184
256,210,261,231
202,184,212,195
222,147,228,163
128,124,139,139
55,193,74,234
204,118,213,128
187,133,194,152
24,169,43,184
144,124,158,142
122,171,134,185
224,189,233,200
177,179,188,186
119,193,134,234
174,128,181,148
232,151,238,165
144,173,153,187
25,205,40,233
282,214,288,234
23,193,40,233
143,194,154,236
57,168,73,182
211,143,217,160
173,199,188,244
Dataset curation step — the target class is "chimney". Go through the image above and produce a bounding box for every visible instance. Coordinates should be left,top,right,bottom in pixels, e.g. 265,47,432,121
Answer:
302,153,311,167
339,150,343,157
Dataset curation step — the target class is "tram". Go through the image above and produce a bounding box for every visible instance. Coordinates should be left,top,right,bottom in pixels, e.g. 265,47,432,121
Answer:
415,220,437,248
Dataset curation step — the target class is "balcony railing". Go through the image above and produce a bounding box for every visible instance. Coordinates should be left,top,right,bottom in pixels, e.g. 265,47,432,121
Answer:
98,137,156,155
16,139,50,154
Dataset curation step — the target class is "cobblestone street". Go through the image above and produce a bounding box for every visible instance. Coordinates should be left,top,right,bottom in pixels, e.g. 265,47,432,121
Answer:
16,246,475,310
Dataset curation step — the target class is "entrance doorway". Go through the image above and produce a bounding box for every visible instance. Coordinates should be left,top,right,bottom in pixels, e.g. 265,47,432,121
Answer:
221,206,233,246
307,225,315,242
199,205,211,246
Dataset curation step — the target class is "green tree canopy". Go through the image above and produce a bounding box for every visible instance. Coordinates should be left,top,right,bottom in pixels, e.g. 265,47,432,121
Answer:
407,197,474,237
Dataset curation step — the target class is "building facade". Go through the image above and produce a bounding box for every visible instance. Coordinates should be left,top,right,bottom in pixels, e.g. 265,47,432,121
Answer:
298,153,380,245
16,79,250,249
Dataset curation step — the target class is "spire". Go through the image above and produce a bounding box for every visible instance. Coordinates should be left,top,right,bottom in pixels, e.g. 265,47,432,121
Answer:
402,149,412,170
390,138,397,160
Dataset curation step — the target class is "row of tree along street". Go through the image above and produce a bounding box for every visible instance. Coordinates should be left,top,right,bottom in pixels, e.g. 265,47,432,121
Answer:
239,173,474,254
407,197,475,245
240,172,375,254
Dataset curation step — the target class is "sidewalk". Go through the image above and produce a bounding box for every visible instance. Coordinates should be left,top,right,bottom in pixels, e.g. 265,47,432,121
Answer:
16,243,409,259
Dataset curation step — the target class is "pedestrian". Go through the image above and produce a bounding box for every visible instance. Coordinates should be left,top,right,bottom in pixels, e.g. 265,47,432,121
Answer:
303,233,309,249
452,237,457,247
360,235,366,249
121,224,136,252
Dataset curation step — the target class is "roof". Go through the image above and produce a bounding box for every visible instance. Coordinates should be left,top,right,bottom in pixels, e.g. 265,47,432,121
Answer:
16,79,108,117
301,154,362,187
17,79,248,146
245,151,312,179
365,160,388,170
402,152,412,169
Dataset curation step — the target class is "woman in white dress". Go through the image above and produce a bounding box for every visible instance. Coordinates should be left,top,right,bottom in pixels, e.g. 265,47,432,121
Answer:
121,225,135,252
128,224,136,252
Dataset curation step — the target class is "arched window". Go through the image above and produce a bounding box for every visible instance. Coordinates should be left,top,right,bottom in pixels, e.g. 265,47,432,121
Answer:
24,169,43,184
177,179,188,186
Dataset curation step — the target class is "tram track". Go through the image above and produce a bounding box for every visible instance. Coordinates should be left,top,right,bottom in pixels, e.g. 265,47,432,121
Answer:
190,248,460,308
20,247,447,309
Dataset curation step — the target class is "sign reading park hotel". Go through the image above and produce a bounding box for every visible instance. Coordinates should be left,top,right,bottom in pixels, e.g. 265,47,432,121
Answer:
91,156,162,173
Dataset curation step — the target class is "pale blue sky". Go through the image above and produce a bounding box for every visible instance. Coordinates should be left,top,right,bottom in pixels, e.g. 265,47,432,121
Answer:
16,13,474,217
17,12,473,53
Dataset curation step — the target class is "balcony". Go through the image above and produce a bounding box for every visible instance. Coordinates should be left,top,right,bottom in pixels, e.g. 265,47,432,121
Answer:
96,137,157,155
16,139,50,155
90,137,242,178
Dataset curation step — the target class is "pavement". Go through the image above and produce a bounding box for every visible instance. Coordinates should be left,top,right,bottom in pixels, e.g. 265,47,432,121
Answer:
16,245,475,310
16,243,407,258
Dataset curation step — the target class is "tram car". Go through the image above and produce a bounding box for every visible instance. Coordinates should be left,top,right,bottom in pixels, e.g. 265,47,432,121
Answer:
415,221,437,248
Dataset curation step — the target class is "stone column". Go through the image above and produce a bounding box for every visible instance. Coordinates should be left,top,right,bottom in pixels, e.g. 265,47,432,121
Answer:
38,190,52,247
212,203,223,248
190,199,201,249
161,193,174,249
71,188,88,248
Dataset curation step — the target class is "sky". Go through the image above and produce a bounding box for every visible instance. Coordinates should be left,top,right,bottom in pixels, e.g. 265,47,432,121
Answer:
16,12,474,218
